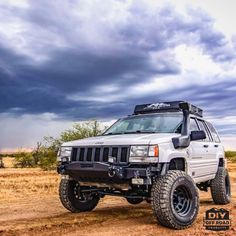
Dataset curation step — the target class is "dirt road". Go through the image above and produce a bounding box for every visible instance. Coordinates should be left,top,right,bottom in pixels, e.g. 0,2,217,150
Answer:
0,162,235,236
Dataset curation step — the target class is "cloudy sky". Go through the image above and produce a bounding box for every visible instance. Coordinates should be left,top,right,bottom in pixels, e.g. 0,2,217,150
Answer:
0,0,236,151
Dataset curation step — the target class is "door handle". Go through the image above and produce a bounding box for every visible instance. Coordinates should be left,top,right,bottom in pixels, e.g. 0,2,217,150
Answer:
203,144,209,148
214,144,219,148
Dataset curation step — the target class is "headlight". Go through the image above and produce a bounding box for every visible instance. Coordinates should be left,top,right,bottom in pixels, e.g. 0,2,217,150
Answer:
57,147,72,162
129,145,159,163
130,146,149,157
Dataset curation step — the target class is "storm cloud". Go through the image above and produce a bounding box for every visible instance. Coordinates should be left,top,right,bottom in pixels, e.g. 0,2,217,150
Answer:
0,0,236,149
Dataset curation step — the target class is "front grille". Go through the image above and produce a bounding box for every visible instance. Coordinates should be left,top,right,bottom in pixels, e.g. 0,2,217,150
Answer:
121,147,128,162
71,146,129,163
71,148,78,162
79,148,85,161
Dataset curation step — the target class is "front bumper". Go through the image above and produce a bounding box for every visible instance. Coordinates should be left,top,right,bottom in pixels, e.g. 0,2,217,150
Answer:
57,162,161,184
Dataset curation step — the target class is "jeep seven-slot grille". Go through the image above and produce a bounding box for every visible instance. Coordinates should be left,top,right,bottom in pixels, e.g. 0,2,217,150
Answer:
71,146,129,163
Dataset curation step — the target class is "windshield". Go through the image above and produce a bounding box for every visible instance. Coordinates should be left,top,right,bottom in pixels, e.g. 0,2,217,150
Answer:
103,113,183,135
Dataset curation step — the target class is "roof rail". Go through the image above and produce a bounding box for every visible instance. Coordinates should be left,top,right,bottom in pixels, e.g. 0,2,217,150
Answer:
133,101,203,117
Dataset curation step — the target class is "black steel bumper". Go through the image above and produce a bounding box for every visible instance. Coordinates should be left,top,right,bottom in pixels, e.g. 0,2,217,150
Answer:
57,162,162,183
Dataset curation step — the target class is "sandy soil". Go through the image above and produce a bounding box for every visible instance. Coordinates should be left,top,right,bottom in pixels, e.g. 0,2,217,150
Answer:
0,159,235,236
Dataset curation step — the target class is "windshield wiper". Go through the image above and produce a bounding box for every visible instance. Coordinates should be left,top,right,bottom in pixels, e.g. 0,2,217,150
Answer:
104,132,123,135
124,130,156,134
104,130,156,135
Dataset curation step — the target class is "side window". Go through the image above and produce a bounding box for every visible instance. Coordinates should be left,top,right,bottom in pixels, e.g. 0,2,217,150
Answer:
197,120,211,142
206,122,221,143
189,118,199,132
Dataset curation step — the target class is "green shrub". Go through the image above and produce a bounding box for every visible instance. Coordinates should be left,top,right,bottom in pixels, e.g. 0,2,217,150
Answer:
38,149,57,171
13,152,35,168
225,151,236,163
225,151,236,158
13,149,57,170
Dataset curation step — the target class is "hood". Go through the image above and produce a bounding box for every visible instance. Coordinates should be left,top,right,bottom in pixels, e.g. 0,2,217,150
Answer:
62,133,181,147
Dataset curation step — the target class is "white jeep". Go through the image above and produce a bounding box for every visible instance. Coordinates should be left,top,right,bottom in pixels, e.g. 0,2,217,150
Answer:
57,101,231,229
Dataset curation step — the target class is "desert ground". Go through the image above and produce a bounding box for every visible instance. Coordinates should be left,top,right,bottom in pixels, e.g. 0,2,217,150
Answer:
0,158,235,236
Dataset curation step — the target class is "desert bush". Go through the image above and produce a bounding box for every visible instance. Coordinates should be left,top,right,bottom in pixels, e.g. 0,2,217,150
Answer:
0,153,15,158
37,148,57,171
225,151,236,157
225,151,236,163
13,151,35,168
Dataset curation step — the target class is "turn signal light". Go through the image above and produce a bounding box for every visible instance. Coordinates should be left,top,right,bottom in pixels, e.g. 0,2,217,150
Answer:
148,145,159,157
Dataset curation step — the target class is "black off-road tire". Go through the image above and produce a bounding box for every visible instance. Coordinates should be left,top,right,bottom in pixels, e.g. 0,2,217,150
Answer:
151,170,199,230
59,179,100,213
126,198,143,205
210,167,231,204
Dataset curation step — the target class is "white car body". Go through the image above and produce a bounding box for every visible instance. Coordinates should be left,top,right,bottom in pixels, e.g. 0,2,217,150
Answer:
57,102,229,230
61,114,225,184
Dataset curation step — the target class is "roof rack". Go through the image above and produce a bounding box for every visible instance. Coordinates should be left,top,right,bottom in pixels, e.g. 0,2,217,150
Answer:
133,101,203,117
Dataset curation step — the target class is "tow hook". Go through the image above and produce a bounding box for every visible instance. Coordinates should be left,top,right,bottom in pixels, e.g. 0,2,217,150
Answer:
108,165,124,178
108,166,116,177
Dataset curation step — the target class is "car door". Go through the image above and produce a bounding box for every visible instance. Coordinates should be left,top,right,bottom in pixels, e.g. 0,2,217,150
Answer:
187,118,208,179
205,121,223,173
195,119,218,178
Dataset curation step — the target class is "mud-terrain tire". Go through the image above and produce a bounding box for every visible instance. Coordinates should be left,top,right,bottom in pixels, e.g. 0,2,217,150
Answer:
126,198,143,205
59,179,100,213
210,167,231,204
151,170,199,230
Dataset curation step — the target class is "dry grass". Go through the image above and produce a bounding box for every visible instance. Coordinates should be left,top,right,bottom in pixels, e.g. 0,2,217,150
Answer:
0,157,59,203
0,168,59,203
2,157,14,168
0,160,235,236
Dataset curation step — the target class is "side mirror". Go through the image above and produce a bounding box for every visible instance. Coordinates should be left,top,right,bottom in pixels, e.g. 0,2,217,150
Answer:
190,130,206,141
172,135,190,148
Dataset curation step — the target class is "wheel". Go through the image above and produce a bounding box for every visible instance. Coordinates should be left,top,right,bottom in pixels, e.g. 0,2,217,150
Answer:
126,198,143,205
59,179,100,213
151,170,199,229
210,167,231,204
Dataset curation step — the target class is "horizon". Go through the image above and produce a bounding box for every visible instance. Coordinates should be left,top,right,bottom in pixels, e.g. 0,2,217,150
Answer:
0,136,236,153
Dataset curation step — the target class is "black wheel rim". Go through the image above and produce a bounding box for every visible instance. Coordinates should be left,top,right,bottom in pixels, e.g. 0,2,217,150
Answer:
225,174,231,197
172,185,192,217
73,183,95,202
73,183,87,202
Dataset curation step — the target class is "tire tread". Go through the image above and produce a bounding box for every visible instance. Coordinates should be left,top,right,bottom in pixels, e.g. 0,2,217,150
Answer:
151,170,199,229
59,179,99,213
210,167,231,204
